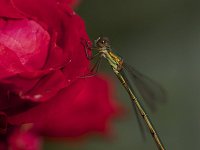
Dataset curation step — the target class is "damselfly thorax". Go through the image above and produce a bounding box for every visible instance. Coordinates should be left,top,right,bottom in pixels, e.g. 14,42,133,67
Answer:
95,37,123,72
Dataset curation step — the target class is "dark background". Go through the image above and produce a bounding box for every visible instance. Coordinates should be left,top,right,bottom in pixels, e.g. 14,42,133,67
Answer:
45,0,200,149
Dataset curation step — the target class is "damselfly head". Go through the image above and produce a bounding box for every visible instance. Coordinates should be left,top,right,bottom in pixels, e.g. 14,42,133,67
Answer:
95,37,110,49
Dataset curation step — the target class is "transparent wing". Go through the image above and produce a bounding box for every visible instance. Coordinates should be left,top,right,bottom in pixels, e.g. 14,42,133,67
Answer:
122,62,166,111
119,69,147,139
131,99,146,140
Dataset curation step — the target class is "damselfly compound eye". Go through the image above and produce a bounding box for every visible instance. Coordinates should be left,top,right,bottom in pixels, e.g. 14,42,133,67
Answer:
95,37,110,48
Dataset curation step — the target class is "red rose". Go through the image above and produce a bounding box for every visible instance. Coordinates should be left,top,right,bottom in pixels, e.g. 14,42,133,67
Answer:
0,0,90,102
0,0,120,146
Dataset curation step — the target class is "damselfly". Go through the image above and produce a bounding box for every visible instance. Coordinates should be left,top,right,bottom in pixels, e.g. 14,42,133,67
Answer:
81,37,166,150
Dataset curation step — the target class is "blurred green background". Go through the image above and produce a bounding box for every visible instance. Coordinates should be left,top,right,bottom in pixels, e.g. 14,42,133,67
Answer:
44,0,200,149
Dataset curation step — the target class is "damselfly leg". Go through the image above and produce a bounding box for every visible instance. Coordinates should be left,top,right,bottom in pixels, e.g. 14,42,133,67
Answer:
80,38,102,78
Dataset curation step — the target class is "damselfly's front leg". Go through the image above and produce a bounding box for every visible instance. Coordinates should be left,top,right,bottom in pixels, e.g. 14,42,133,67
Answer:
80,38,102,78
81,38,100,60
79,57,103,78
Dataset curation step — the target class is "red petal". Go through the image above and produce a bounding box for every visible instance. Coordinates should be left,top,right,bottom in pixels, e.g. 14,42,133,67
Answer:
0,43,25,79
8,76,119,137
0,19,50,70
19,70,68,102
0,0,25,18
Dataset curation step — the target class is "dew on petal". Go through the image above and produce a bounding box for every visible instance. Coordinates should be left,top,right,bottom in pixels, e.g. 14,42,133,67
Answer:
33,94,43,100
49,68,54,71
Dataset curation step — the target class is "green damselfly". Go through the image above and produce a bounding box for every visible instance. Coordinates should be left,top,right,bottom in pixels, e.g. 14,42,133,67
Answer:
81,37,166,150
